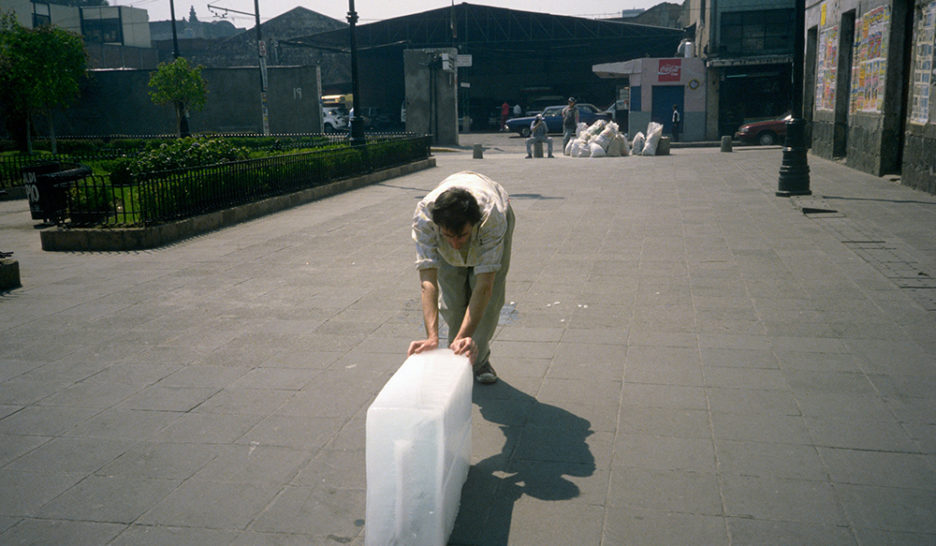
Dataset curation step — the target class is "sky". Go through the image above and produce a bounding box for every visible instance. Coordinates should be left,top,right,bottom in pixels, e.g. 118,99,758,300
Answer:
109,0,666,27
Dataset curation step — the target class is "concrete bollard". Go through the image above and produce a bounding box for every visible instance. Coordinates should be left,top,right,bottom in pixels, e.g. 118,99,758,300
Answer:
0,259,21,290
721,136,733,152
533,141,544,158
472,144,483,159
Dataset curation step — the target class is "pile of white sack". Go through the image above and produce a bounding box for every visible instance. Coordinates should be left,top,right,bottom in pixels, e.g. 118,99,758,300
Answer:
565,120,628,158
564,120,665,158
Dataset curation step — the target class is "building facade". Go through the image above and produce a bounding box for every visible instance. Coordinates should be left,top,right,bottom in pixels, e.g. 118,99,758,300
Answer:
687,0,797,138
806,0,935,193
3,0,156,68
593,56,708,140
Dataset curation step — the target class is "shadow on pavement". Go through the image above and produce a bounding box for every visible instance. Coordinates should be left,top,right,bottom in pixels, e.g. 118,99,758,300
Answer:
449,381,595,545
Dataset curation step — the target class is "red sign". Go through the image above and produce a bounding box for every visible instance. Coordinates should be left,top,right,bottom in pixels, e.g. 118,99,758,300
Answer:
658,59,681,82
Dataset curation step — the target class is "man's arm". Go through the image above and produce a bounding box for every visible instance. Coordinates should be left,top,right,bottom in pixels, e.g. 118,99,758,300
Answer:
408,268,440,355
450,271,495,353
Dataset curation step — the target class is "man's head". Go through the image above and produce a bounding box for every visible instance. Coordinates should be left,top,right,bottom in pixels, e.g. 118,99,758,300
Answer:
535,114,543,121
431,188,482,249
568,97,576,105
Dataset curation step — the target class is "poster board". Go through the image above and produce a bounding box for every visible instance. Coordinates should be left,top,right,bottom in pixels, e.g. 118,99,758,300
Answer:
849,6,890,114
815,26,839,111
910,1,936,124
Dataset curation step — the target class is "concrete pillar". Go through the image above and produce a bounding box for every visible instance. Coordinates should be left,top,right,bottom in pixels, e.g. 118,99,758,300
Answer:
404,48,459,146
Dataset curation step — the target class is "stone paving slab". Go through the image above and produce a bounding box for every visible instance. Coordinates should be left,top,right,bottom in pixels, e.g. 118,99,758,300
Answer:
1,136,935,544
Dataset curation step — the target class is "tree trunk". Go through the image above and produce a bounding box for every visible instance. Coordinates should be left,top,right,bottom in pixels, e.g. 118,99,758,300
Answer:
25,115,33,155
48,113,57,155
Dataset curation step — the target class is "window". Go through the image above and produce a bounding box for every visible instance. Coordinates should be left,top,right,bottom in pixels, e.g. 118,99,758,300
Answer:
719,9,795,57
82,18,123,43
32,3,51,27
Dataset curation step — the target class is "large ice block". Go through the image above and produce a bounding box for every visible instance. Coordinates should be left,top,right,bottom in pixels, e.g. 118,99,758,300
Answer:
365,348,473,546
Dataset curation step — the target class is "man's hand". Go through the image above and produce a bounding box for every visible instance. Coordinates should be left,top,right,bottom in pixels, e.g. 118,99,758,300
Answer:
407,337,439,356
449,337,477,364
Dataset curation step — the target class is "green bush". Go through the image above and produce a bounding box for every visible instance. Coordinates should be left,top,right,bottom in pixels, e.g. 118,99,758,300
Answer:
110,136,249,185
68,180,114,223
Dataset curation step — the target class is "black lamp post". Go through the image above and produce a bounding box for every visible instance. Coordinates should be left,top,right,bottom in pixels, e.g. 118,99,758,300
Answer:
777,0,811,196
347,0,365,146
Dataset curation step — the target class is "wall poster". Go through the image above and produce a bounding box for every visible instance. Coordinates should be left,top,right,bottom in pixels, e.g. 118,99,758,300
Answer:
815,25,839,111
850,5,890,114
910,1,936,124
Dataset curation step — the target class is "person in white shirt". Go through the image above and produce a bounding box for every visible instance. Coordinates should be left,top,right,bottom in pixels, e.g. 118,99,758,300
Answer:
409,171,515,384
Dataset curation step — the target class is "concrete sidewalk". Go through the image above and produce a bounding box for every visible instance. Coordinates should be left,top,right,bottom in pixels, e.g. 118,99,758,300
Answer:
1,142,935,544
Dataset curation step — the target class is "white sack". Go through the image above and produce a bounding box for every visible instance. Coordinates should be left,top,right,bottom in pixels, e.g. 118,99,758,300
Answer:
588,142,606,157
570,138,589,157
632,132,646,155
642,122,663,156
606,134,623,157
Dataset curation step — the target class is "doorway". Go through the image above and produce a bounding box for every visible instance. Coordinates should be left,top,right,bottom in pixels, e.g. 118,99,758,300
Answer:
833,10,855,158
651,85,684,136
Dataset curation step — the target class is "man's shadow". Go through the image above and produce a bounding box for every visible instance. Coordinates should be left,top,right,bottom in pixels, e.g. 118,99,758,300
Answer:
449,381,595,545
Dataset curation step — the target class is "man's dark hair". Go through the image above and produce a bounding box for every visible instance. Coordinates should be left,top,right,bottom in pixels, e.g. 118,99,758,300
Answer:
430,188,482,232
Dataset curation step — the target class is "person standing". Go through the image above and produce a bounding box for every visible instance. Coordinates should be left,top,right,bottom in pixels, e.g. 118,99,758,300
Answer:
671,104,681,142
500,101,510,131
409,171,515,384
525,114,554,158
561,97,579,151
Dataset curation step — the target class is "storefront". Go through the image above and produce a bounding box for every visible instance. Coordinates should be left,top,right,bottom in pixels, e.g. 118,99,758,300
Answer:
593,56,707,141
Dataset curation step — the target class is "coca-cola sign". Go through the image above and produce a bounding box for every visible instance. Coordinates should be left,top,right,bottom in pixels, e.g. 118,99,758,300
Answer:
658,59,681,82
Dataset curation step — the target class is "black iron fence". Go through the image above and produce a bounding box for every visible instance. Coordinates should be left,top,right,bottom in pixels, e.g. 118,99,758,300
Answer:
30,134,430,227
0,132,407,189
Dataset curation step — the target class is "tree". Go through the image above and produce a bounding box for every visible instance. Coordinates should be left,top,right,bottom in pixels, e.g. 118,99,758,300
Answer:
148,57,208,137
0,13,88,153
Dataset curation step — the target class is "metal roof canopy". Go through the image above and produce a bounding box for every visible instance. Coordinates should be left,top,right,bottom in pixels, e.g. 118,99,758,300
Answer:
289,3,682,59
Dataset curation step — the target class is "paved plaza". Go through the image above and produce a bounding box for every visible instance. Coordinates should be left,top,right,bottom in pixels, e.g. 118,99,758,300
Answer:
1,135,935,544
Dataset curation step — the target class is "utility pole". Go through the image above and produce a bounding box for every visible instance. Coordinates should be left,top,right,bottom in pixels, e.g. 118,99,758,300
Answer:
208,2,270,135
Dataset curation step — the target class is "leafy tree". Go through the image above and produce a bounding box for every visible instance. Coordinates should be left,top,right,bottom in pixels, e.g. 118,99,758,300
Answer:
148,57,208,137
0,13,88,153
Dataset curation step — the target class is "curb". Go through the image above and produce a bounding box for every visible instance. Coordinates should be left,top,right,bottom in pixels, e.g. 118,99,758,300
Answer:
40,157,436,252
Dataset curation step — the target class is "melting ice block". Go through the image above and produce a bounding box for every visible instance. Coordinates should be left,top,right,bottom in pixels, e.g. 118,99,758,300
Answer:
365,349,473,546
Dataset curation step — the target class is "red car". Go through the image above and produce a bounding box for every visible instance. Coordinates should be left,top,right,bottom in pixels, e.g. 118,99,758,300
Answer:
734,114,792,145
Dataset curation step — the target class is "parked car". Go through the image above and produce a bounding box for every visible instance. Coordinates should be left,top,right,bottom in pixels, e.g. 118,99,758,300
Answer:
734,113,792,145
358,107,396,130
323,106,348,132
505,103,611,137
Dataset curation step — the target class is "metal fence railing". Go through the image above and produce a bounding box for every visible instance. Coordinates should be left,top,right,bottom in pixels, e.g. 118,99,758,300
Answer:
1,132,415,189
52,134,431,227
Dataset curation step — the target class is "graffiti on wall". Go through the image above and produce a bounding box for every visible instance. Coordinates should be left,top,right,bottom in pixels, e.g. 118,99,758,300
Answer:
815,26,839,111
910,1,936,124
850,5,890,114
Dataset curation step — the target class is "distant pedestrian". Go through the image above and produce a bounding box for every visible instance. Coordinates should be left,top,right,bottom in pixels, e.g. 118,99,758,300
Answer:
500,101,510,131
671,104,680,142
513,103,522,116
525,114,554,158
561,97,579,151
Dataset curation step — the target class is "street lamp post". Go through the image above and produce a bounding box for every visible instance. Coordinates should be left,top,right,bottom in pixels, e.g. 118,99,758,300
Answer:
347,0,365,146
777,0,811,196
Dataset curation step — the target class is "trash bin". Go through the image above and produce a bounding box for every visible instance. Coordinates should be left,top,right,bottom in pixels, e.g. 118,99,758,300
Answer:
21,162,92,224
